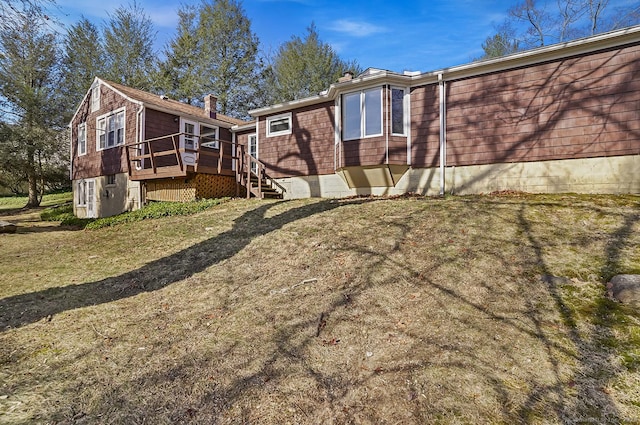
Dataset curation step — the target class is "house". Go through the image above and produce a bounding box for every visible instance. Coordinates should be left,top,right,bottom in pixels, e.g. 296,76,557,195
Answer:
249,26,640,198
69,78,276,218
70,26,640,217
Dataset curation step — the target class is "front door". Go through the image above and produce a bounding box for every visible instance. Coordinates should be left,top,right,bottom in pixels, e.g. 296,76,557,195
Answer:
86,179,96,218
180,118,198,165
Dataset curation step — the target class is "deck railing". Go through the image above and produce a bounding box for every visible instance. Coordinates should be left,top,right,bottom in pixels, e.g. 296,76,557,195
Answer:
125,132,285,199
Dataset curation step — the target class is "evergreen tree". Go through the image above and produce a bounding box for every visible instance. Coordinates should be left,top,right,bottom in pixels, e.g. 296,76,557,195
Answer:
272,24,359,103
103,1,156,90
476,25,520,60
61,17,105,122
196,0,260,117
0,7,66,206
155,5,203,105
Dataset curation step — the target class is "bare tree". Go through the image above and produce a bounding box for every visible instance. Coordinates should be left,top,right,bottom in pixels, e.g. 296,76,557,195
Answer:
557,0,587,41
488,0,639,56
586,0,609,34
509,0,553,47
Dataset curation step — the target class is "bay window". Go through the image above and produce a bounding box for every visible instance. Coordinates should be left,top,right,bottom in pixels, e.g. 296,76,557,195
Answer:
342,87,383,140
391,87,406,135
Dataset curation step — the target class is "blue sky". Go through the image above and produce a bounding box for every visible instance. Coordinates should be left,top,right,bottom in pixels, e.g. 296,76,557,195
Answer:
51,0,631,73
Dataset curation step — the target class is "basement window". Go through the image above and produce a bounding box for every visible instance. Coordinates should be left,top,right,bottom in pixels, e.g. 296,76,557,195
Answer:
266,113,292,137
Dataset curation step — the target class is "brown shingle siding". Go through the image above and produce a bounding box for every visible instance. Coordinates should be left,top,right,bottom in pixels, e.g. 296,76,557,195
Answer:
443,42,640,167
258,101,335,178
71,83,139,180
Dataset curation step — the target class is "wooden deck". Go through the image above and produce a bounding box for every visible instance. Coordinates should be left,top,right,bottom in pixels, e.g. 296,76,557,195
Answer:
125,132,284,199
125,133,236,181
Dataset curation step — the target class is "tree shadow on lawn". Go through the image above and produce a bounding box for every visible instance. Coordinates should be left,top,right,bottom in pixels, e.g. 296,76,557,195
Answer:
3,196,637,423
0,198,372,331
37,198,636,424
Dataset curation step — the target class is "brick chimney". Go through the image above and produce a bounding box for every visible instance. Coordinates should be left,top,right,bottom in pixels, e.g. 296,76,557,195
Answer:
204,94,217,119
338,71,354,83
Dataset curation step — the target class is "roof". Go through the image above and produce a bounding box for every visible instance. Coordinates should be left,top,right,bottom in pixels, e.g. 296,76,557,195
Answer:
249,25,640,117
102,79,249,127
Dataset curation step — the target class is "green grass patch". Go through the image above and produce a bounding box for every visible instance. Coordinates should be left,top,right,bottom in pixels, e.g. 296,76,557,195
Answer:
560,282,640,372
0,191,73,211
39,197,230,229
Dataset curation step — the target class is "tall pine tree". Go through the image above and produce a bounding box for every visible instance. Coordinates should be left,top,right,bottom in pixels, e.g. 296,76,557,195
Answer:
61,17,105,122
103,1,156,90
0,6,66,205
272,24,359,103
155,5,202,105
196,0,259,117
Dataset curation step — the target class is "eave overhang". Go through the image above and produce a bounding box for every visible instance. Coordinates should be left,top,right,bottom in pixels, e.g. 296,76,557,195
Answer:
249,25,640,118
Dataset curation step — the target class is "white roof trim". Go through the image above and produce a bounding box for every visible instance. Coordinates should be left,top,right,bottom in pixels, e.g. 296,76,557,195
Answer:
69,77,234,128
98,78,145,107
231,122,257,132
68,76,104,127
249,25,640,117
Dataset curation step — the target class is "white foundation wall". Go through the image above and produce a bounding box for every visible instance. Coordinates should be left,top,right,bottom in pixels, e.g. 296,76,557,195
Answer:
73,173,142,218
274,155,640,199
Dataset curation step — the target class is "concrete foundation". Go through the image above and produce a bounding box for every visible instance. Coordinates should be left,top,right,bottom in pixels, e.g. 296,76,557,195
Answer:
274,155,640,199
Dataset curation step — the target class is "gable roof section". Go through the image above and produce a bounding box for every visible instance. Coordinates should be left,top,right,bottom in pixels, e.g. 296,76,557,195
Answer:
102,80,248,127
249,25,640,117
68,77,249,128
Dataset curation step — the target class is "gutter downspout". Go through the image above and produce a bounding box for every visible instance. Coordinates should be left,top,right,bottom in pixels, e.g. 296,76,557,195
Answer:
438,73,447,196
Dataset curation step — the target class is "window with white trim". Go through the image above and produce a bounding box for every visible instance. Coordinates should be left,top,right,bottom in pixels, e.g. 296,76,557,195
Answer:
106,174,116,186
266,113,292,137
391,87,406,135
77,122,87,156
91,85,100,112
77,180,86,206
342,87,382,140
200,124,219,149
96,109,125,151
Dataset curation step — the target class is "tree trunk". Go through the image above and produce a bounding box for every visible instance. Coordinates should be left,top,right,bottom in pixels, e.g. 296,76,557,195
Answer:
26,172,40,208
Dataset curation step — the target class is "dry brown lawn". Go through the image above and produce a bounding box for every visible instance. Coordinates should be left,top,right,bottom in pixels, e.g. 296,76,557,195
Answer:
1,193,639,424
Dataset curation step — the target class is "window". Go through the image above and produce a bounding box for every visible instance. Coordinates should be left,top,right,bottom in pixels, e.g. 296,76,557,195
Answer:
183,121,196,150
266,113,292,137
248,133,257,173
342,87,383,140
391,87,406,135
106,174,116,186
77,180,86,206
96,109,125,151
77,122,87,156
200,124,219,149
91,85,100,112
